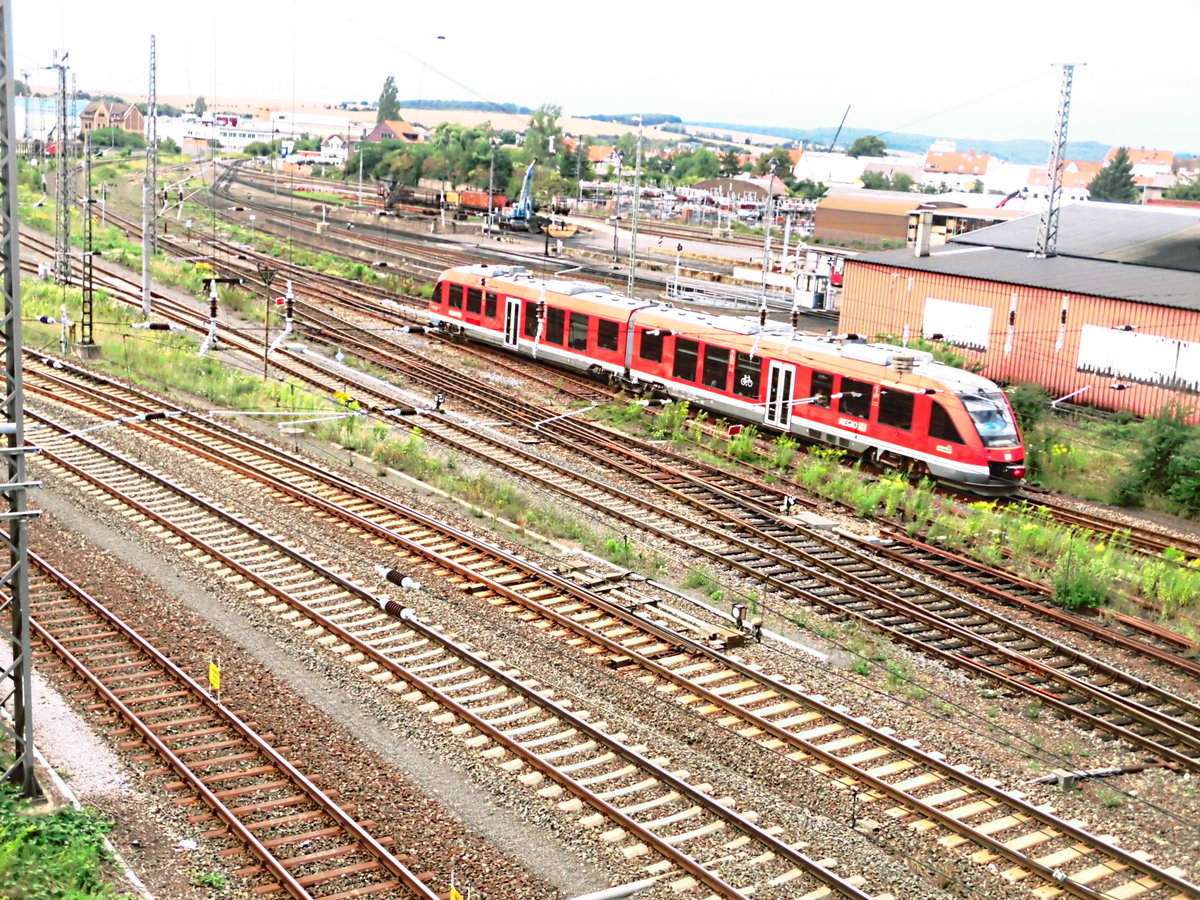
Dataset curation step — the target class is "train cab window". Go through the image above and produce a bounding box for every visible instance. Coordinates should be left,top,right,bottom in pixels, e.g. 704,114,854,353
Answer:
569,313,590,351
929,401,965,444
546,307,565,345
673,338,699,382
639,328,664,362
878,390,914,430
433,281,443,303
466,287,483,314
523,301,539,338
448,283,464,310
485,292,498,318
733,352,762,400
839,378,872,419
962,392,1021,448
597,319,619,352
702,346,730,391
810,370,835,408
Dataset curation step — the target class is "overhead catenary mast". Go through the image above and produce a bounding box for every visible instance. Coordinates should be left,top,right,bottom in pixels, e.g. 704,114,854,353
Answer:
142,35,157,316
51,52,69,282
0,0,45,801
625,117,642,298
1034,63,1083,259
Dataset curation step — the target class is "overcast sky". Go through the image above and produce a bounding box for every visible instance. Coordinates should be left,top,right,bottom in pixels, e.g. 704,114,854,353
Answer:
12,0,1198,153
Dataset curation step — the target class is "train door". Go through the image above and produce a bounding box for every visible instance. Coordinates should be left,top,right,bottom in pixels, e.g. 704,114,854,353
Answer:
503,297,521,348
764,361,796,428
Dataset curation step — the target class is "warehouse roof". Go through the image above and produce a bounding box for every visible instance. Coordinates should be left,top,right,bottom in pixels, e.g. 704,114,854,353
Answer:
850,244,1200,311
951,203,1200,272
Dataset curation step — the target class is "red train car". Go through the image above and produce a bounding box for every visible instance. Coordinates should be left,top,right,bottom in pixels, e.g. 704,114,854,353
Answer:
426,264,1026,495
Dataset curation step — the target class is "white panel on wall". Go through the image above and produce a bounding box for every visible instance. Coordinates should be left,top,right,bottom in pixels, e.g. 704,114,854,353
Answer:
922,297,992,350
1077,325,1200,392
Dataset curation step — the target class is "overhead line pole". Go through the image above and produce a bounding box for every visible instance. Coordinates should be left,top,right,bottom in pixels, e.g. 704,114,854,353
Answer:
1034,63,1082,259
142,34,157,316
0,0,44,801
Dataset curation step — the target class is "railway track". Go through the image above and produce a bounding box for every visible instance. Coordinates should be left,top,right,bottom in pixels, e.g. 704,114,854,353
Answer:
28,215,1200,772
24,356,1200,900
27,389,879,898
26,256,1200,769
28,552,442,900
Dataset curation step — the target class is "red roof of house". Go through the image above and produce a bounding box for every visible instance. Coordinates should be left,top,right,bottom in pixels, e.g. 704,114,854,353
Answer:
588,144,614,163
1026,160,1102,189
924,150,990,175
368,120,421,143
1106,147,1173,167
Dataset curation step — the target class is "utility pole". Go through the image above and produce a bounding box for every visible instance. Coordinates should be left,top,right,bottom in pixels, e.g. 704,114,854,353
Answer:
81,134,96,353
1034,63,1082,259
0,0,45,801
626,118,643,297
486,137,496,236
761,159,777,300
612,151,623,263
49,52,69,283
142,35,157,317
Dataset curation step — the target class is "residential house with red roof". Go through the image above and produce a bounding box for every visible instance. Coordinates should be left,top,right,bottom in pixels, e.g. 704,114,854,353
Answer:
364,120,423,143
923,148,990,190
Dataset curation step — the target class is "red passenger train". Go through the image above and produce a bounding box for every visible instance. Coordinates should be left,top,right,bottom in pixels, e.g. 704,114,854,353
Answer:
429,264,1026,495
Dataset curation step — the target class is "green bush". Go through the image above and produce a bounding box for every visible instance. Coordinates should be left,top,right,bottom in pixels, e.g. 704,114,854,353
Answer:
0,784,121,898
1051,557,1110,610
1006,382,1050,434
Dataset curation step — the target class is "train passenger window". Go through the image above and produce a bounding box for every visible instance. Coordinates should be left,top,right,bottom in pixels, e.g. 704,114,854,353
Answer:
448,283,464,310
569,313,590,351
523,301,539,338
929,401,965,444
839,378,872,419
597,319,619,352
673,338,699,382
878,390,914,430
546,307,565,345
639,329,663,362
485,292,498,318
466,287,483,314
702,346,730,391
733,352,761,400
810,370,835,408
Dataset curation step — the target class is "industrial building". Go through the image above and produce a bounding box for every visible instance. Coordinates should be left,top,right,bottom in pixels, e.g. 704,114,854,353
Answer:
839,204,1200,422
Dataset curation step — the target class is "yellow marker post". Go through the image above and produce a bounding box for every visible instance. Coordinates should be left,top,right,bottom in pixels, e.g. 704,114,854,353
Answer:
209,659,222,702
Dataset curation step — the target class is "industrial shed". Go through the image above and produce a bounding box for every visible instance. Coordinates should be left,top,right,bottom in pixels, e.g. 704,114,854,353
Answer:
839,204,1200,422
813,191,926,246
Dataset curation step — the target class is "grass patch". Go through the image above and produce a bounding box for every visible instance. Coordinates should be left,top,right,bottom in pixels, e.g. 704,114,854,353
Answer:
0,781,126,899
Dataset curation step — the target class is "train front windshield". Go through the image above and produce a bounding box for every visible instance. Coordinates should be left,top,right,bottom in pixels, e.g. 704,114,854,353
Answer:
961,393,1020,448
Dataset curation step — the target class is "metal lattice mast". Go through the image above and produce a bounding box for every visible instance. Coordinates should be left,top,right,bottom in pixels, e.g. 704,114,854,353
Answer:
52,54,69,282
0,0,44,801
1034,63,1080,259
141,35,156,316
82,135,94,346
625,117,642,298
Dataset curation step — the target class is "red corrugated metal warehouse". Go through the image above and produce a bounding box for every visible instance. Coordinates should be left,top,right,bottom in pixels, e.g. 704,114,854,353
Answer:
839,204,1200,423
